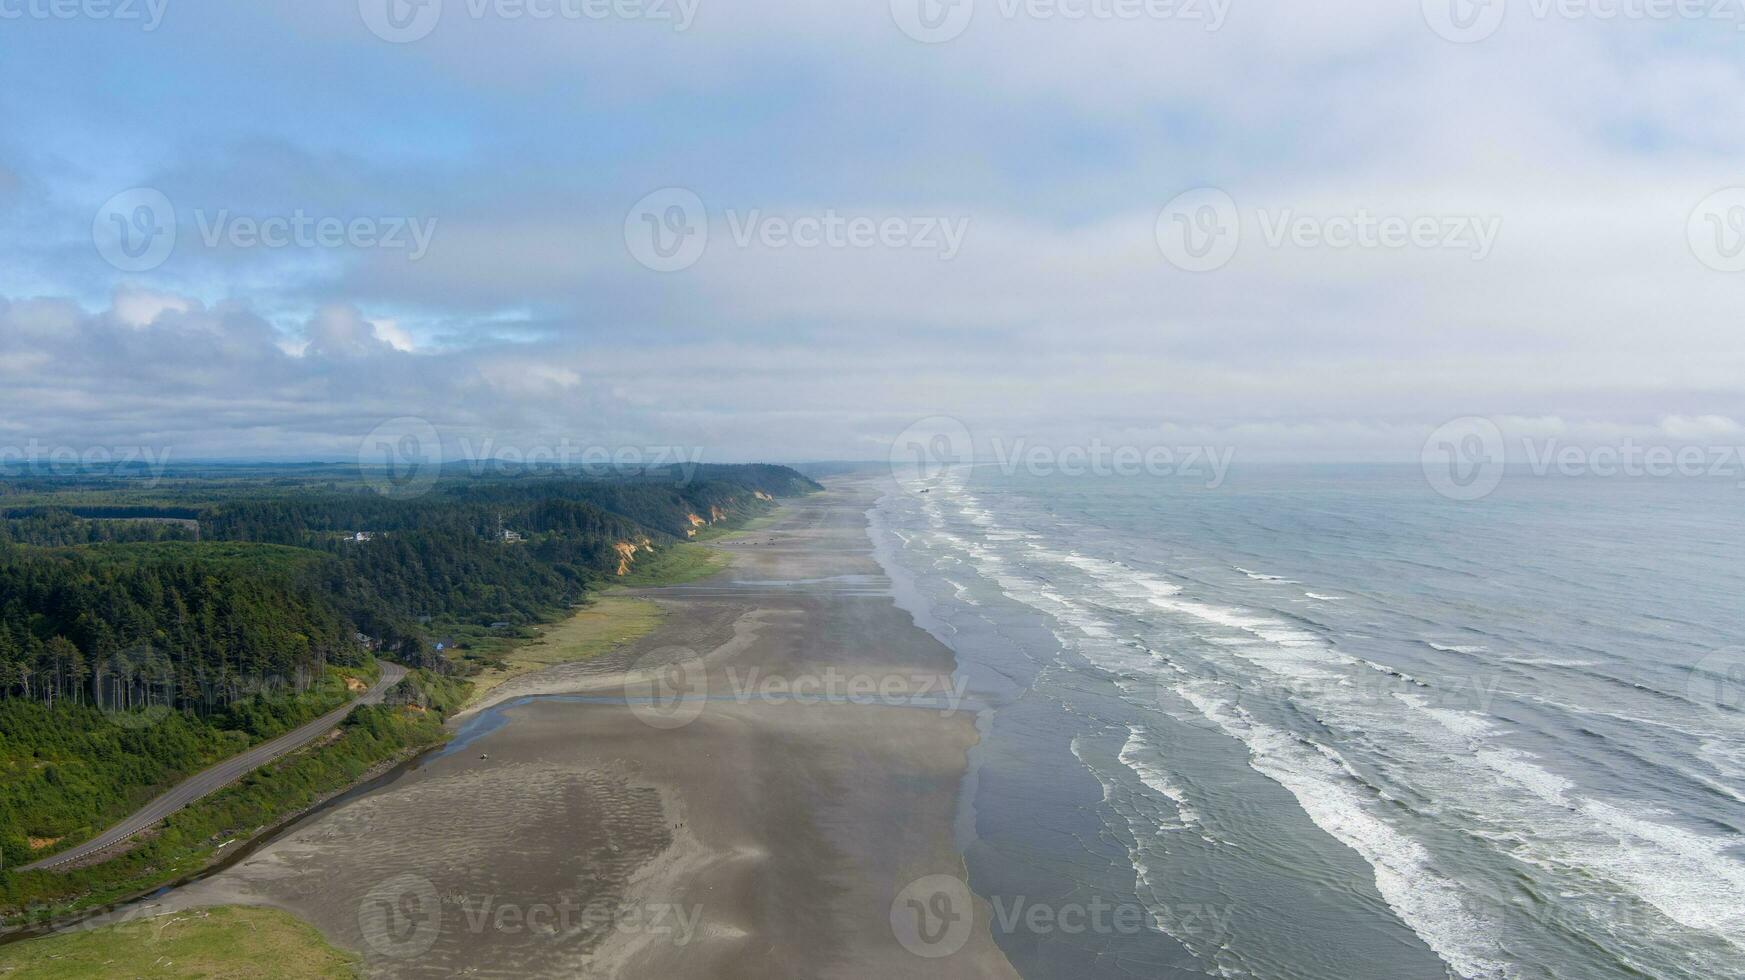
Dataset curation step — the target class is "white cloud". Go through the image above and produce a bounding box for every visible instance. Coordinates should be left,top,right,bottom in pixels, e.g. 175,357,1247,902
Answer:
110,286,193,328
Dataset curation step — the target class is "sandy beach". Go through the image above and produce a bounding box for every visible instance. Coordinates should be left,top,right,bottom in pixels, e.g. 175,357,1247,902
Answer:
142,480,1019,979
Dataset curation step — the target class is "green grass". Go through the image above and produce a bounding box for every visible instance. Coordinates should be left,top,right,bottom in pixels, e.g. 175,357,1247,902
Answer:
0,672,468,925
0,905,359,978
610,542,730,587
690,510,777,542
460,596,664,706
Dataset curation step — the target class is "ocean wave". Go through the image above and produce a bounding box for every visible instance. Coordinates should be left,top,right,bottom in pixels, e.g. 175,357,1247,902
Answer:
1236,566,1299,583
1424,641,1492,655
1175,683,1512,980
1403,696,1745,955
1119,726,1201,828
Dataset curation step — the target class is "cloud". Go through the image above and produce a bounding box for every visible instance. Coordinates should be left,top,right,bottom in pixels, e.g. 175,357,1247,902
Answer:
1,4,1742,459
111,286,193,328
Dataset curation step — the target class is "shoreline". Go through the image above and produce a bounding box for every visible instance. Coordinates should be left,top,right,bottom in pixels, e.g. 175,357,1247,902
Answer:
112,479,1019,978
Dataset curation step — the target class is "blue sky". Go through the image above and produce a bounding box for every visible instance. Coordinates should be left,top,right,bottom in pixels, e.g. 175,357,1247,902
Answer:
2,0,1743,463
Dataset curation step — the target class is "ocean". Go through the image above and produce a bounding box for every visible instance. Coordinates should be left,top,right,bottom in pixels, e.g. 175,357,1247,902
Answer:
868,464,1745,979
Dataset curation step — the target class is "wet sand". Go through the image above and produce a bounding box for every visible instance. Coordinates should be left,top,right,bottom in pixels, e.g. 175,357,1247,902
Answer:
148,480,1019,979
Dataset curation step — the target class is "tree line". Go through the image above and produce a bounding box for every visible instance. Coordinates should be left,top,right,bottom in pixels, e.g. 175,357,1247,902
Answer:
0,466,819,713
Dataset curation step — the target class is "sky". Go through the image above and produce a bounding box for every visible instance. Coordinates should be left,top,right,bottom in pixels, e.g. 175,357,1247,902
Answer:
1,0,1743,466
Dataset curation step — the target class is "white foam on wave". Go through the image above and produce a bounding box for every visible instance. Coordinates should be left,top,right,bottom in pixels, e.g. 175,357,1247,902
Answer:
1071,731,1221,949
1119,726,1201,828
1070,735,1114,804
894,484,1745,975
1402,695,1745,953
1525,694,1719,737
1702,738,1745,781
1303,592,1344,601
1025,543,1185,601
1504,656,1599,668
941,576,979,606
1174,683,1511,980
1361,659,1428,688
1236,566,1297,583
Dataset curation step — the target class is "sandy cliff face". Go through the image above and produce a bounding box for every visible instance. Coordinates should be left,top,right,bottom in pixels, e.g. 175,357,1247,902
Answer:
614,538,655,575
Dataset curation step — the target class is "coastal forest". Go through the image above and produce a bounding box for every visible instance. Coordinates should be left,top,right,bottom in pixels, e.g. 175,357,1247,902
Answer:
0,462,818,879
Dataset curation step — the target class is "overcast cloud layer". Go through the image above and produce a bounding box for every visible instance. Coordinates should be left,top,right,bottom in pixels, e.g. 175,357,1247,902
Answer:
2,0,1743,464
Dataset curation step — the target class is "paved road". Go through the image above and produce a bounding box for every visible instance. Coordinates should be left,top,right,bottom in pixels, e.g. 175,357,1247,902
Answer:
21,663,408,872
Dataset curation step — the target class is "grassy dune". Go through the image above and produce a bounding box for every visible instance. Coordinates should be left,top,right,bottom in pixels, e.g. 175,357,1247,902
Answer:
462,595,666,706
611,541,731,587
0,906,358,978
